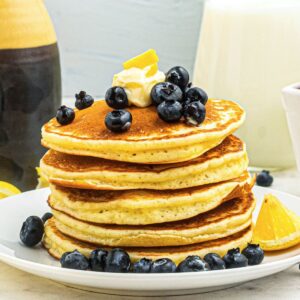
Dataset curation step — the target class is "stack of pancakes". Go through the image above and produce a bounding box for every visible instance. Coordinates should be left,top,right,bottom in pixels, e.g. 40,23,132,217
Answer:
41,99,255,264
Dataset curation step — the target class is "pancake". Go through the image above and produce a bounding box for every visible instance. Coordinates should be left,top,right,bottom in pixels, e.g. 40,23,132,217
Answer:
40,135,249,190
50,192,255,247
41,99,245,164
43,219,253,264
48,172,253,225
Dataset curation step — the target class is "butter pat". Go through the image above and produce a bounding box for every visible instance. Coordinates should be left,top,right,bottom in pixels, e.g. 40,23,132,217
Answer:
112,66,165,107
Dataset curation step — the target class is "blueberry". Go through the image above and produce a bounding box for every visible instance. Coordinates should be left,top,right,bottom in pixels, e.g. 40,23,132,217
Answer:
223,248,248,269
20,216,44,247
105,109,132,133
157,100,182,123
56,105,75,125
165,66,189,90
41,212,53,223
185,87,208,106
75,91,94,110
183,101,206,126
203,253,226,270
177,255,210,272
132,258,152,273
104,248,131,273
242,244,264,266
150,258,176,273
151,82,183,106
90,248,108,271
60,250,90,270
105,87,128,109
256,170,273,187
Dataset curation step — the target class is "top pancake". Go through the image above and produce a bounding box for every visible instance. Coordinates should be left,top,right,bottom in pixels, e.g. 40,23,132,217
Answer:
42,99,245,164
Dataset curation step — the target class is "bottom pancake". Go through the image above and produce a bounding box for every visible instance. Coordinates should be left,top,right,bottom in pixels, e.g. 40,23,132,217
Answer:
43,219,253,264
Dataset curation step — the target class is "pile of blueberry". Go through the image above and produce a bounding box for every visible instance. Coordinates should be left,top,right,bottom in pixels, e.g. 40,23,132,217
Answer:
59,245,264,273
55,67,208,133
103,66,208,132
152,66,208,125
56,91,94,125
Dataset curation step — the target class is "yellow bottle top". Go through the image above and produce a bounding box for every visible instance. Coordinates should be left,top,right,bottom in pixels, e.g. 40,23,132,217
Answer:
0,0,57,49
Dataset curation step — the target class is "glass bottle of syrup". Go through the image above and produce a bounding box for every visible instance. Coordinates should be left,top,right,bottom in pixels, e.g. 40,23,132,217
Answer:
0,0,61,191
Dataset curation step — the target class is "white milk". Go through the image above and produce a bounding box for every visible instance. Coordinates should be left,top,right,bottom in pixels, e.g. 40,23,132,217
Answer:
194,0,300,168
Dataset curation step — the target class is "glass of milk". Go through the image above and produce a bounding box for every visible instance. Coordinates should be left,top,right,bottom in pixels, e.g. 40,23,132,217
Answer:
193,0,300,169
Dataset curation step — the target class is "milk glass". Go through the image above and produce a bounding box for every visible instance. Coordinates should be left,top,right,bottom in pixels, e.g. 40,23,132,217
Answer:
193,0,300,169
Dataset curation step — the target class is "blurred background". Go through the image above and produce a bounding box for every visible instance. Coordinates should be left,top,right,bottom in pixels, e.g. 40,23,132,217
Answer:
45,0,205,97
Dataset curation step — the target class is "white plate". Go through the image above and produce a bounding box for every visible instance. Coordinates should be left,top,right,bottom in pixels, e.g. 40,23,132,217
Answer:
0,186,299,296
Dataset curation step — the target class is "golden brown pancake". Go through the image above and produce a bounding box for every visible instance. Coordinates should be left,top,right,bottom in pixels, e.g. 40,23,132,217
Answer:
43,219,253,264
40,135,249,190
50,192,255,247
41,99,245,164
48,172,253,225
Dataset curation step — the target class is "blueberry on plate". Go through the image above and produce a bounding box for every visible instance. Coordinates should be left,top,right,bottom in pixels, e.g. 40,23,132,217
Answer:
75,90,94,110
183,101,206,126
105,109,132,133
56,105,75,125
203,253,226,270
151,82,183,106
185,87,208,106
90,248,108,271
104,248,131,273
20,216,44,247
177,255,210,272
41,212,53,223
132,258,152,273
256,170,273,187
242,244,264,266
223,248,248,269
157,100,182,123
150,258,176,273
60,250,90,270
165,66,189,90
105,87,128,109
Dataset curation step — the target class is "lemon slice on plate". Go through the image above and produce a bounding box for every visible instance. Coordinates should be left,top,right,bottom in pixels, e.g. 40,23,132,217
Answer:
253,194,300,251
0,181,21,199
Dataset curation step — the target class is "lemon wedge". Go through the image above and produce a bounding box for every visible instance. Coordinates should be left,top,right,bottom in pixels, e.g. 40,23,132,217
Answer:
252,194,300,251
36,167,49,189
123,49,159,70
0,181,21,199
145,63,158,77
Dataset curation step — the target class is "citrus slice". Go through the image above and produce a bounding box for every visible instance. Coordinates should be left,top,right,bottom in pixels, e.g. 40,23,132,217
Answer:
252,194,300,250
123,49,159,70
0,181,21,199
36,167,49,189
145,63,158,77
